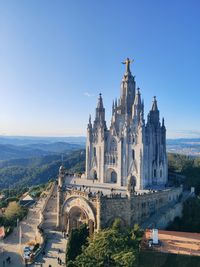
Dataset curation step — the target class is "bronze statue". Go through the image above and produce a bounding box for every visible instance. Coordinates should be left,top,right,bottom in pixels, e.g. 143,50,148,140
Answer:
122,58,134,73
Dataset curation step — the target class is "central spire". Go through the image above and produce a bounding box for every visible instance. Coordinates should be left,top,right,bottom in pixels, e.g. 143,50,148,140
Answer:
122,57,134,73
97,93,103,109
151,96,158,111
120,58,136,116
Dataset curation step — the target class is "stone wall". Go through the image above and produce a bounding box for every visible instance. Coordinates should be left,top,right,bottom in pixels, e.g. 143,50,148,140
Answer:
99,196,130,228
98,187,183,229
59,186,184,232
155,202,183,229
129,187,182,225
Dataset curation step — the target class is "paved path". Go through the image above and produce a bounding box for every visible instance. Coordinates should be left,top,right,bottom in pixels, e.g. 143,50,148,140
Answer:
31,184,67,267
32,231,67,267
0,197,45,267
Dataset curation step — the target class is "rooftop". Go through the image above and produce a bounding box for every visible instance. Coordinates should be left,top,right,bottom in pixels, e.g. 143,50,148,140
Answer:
144,229,200,257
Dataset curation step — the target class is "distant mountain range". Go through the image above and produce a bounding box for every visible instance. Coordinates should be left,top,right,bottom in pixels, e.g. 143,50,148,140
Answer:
0,136,200,159
0,136,85,161
0,136,86,146
167,138,200,156
0,136,86,189
0,136,199,190
0,142,84,161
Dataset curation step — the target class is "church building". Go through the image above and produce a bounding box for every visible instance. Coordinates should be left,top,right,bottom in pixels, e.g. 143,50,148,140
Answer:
56,59,183,234
85,58,168,190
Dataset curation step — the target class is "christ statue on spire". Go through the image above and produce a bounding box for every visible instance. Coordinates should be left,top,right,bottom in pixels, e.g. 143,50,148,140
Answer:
122,57,133,73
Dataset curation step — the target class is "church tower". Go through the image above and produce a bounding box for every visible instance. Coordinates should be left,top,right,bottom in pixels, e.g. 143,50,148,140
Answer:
85,59,168,189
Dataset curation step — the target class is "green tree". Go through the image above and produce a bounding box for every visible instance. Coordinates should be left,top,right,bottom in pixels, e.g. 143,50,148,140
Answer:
70,219,143,267
66,224,89,265
4,201,22,220
3,201,27,227
168,196,200,233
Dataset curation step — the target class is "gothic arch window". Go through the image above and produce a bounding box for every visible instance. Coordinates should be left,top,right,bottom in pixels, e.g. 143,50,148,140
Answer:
93,147,96,157
111,171,117,183
132,149,135,160
110,138,117,152
160,170,162,177
154,169,156,178
106,169,117,183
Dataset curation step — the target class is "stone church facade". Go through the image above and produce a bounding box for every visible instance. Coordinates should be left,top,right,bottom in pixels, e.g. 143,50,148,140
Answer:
56,59,184,234
85,58,168,190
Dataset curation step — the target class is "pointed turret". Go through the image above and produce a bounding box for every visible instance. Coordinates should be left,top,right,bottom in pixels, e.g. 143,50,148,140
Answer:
162,117,165,128
87,114,92,129
96,93,104,111
151,96,158,111
148,96,160,127
97,93,103,109
134,88,142,106
132,88,143,122
94,93,106,129
112,100,114,115
161,117,166,133
115,98,117,109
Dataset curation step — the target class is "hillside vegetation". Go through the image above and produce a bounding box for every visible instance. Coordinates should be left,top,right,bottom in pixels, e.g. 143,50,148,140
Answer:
66,220,143,267
168,153,200,194
168,153,200,234
0,149,85,190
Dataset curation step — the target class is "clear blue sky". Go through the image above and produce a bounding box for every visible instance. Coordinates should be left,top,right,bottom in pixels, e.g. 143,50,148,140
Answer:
0,0,200,138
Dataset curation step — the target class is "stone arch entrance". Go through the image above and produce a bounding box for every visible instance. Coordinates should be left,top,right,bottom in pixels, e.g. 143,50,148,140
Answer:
62,196,96,235
68,206,88,230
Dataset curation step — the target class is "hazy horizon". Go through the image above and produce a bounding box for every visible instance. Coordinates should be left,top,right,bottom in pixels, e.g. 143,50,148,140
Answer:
0,134,200,140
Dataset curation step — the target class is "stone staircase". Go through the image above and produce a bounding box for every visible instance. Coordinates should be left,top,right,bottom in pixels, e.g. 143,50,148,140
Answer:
42,184,58,230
